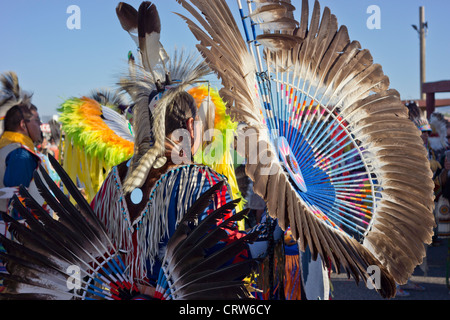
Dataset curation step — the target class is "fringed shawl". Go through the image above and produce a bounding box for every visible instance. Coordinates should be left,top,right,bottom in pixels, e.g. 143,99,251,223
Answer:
91,163,231,282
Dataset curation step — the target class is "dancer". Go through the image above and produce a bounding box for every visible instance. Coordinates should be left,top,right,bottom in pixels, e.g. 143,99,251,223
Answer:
0,72,44,218
0,154,258,299
0,2,259,300
90,1,253,296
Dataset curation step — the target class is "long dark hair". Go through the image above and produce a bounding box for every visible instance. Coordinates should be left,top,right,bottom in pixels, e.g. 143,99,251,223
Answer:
165,91,196,135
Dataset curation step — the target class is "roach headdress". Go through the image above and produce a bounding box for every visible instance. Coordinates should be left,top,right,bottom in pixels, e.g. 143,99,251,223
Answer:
0,72,34,135
116,1,211,194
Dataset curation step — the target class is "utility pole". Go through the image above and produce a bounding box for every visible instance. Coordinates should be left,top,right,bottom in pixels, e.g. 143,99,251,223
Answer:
419,7,426,101
412,7,428,101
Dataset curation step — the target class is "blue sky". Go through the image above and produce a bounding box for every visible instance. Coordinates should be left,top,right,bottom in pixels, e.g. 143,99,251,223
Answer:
1,0,449,117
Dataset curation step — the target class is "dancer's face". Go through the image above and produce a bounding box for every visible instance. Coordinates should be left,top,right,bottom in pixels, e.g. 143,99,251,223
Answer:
188,115,203,156
25,110,43,143
421,131,429,146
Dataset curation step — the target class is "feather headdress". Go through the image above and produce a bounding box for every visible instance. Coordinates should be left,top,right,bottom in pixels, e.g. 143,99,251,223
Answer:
57,2,210,201
0,72,33,135
405,101,432,133
116,2,211,194
174,0,436,298
429,112,448,153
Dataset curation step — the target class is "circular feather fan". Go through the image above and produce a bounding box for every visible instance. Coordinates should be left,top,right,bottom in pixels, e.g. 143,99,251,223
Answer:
175,0,436,298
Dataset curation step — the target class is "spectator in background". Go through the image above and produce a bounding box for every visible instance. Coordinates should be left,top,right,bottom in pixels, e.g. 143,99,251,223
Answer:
400,101,434,296
47,136,60,161
432,124,450,244
0,71,44,293
0,72,44,218
37,136,49,155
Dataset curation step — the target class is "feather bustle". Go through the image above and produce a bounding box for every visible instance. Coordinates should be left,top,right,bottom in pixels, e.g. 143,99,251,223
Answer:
175,0,435,299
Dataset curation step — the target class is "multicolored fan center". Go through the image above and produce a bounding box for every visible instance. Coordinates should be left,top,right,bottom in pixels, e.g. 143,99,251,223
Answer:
266,88,374,239
277,136,307,192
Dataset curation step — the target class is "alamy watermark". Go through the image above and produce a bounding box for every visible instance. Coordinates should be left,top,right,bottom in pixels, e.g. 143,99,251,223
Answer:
65,5,381,31
66,265,82,290
170,124,279,176
366,265,381,290
67,5,81,30
367,5,381,30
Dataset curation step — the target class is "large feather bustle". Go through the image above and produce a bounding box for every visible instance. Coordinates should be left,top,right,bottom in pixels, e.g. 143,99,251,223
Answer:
238,125,397,297
57,96,135,201
176,0,436,298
